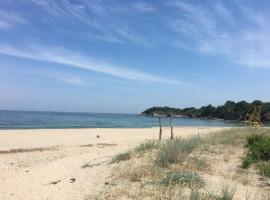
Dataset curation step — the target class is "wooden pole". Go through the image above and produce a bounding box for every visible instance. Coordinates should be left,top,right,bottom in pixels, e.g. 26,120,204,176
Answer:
159,115,162,140
170,112,174,139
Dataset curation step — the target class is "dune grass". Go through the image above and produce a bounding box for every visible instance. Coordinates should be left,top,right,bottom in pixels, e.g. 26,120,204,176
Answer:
155,135,204,167
134,140,160,155
104,128,270,199
111,151,132,163
161,171,205,188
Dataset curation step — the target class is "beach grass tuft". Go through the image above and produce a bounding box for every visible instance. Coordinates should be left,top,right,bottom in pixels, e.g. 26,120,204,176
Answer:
135,140,160,155
161,171,205,189
155,135,204,167
111,151,132,163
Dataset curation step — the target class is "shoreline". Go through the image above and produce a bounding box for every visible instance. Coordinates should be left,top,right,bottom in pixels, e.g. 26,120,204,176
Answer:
0,125,236,131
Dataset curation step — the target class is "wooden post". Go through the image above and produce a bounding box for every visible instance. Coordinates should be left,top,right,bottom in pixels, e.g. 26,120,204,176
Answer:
159,115,162,140
170,112,174,139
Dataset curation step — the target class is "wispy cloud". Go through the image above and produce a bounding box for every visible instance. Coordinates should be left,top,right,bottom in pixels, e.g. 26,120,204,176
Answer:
24,0,147,45
51,75,84,85
0,10,26,29
169,0,270,68
0,43,184,85
133,2,155,12
1,0,270,68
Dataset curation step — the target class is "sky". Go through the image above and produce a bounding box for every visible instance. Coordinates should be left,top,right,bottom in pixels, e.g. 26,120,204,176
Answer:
0,0,270,113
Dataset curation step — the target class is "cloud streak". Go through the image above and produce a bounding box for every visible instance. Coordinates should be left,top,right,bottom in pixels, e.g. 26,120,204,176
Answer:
133,2,155,12
170,0,270,68
1,1,270,68
0,43,183,85
0,10,26,29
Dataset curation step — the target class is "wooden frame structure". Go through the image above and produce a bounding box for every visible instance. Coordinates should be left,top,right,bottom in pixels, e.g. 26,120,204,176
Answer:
245,106,263,128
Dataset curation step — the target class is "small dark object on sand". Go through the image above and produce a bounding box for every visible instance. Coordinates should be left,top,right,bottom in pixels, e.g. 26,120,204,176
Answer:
97,134,100,138
70,178,76,183
50,180,61,185
105,181,117,186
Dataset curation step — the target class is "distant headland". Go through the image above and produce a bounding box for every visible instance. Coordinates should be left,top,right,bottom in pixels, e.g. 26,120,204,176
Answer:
141,100,270,122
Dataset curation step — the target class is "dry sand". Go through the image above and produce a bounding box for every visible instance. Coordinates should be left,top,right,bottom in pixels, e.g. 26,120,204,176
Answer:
0,127,224,200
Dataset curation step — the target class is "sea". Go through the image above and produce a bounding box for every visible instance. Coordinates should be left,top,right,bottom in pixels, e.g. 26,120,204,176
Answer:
0,110,249,129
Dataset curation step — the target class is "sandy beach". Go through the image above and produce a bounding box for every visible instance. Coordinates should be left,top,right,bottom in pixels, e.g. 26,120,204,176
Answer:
0,127,223,200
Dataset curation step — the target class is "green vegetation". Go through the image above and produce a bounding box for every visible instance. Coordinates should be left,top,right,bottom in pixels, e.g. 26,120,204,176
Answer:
191,156,209,170
242,133,270,177
142,100,270,122
217,185,236,200
161,171,205,188
206,128,248,146
104,128,270,199
257,162,270,177
111,151,132,163
134,140,160,155
155,136,203,167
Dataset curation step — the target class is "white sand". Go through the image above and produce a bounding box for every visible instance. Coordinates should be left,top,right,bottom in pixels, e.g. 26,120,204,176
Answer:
0,127,223,200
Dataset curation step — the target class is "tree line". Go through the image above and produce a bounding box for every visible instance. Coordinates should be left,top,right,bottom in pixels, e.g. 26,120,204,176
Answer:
141,100,270,122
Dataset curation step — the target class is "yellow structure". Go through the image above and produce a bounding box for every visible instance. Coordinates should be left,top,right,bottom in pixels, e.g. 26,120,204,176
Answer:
245,106,263,128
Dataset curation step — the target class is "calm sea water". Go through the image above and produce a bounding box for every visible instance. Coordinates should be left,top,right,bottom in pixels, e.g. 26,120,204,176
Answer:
0,110,245,129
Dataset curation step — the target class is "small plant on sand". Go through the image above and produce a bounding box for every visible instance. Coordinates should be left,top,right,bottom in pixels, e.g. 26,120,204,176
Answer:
217,185,236,200
161,171,205,189
111,151,132,163
192,156,209,171
155,136,203,167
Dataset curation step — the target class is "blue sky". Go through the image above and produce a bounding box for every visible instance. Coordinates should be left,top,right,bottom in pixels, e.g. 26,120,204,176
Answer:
0,0,269,113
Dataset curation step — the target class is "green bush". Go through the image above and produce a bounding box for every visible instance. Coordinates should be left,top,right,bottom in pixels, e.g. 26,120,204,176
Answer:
155,136,203,167
242,134,270,168
161,171,205,188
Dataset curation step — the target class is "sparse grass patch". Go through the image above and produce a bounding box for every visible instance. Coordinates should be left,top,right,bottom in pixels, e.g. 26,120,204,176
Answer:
111,151,132,163
257,161,270,178
232,168,250,185
161,171,205,189
191,156,209,171
206,128,248,146
155,136,204,167
99,128,270,200
117,160,157,182
135,140,160,155
217,185,236,200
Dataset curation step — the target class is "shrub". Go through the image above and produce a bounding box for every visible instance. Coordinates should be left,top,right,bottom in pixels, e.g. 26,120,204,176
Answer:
111,151,131,163
242,134,270,168
246,134,270,160
155,136,203,167
161,171,205,189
